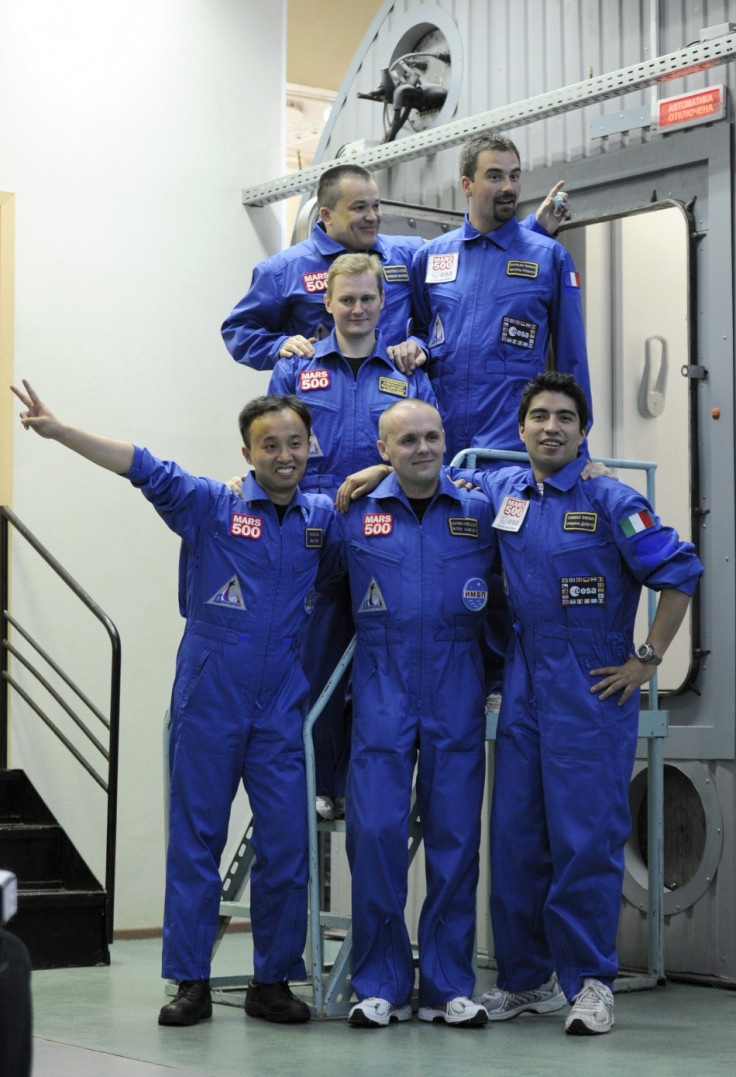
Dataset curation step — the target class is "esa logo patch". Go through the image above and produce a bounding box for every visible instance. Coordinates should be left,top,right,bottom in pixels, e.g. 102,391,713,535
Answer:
501,317,538,350
560,575,606,606
230,513,263,539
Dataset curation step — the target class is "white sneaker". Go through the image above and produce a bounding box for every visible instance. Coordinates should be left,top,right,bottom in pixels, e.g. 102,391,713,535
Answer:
316,795,335,822
475,972,566,1021
418,995,488,1027
485,692,503,712
348,997,412,1028
564,978,614,1035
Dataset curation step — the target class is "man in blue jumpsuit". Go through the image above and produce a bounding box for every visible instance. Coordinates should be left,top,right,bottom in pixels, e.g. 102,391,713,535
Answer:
10,380,343,1029
456,372,702,1035
408,133,591,461
343,399,494,1029
221,162,567,376
269,252,435,818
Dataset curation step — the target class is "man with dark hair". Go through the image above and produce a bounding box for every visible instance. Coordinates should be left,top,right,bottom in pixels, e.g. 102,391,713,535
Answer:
338,371,702,1036
460,371,701,1036
407,133,590,461
221,161,566,375
269,251,435,819
10,381,343,1029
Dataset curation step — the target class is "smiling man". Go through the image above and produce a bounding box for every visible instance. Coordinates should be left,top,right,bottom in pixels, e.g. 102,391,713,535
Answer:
454,371,702,1036
221,160,568,376
10,381,343,1029
269,253,435,820
407,133,591,461
342,399,495,1030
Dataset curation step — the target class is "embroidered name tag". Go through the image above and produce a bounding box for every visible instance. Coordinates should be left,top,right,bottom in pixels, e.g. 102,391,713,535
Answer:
305,528,323,548
564,512,598,532
448,518,479,538
383,264,410,282
506,260,539,279
378,376,408,397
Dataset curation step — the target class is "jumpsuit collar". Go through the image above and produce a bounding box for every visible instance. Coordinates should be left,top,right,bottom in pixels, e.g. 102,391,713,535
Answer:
240,471,311,520
516,454,589,496
371,467,469,510
311,327,400,370
311,221,388,260
460,213,521,250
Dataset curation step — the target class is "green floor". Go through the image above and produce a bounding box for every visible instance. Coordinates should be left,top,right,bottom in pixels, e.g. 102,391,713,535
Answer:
29,936,736,1077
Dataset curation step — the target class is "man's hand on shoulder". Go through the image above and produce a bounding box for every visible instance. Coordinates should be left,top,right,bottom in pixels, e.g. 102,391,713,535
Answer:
335,464,391,513
279,335,317,359
580,459,616,481
386,340,426,374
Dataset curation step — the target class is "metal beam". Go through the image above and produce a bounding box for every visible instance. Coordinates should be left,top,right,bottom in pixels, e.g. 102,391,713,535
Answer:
241,31,736,207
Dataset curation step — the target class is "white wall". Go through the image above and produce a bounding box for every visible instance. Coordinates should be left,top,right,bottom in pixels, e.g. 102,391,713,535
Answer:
1,0,285,929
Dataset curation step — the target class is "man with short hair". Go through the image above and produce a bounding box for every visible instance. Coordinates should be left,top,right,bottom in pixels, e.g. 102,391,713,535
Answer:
338,372,702,1035
408,133,591,461
221,161,566,374
342,399,495,1029
10,381,343,1028
458,371,702,1035
269,251,435,819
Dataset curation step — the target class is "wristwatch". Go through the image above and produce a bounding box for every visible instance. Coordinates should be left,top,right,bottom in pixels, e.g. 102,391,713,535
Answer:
636,643,662,665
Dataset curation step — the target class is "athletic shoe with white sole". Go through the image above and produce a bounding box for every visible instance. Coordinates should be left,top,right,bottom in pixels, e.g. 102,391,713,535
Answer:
418,996,488,1027
475,973,566,1021
348,997,412,1028
564,978,614,1035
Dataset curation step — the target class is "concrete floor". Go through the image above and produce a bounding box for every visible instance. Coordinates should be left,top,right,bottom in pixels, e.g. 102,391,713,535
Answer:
27,935,736,1077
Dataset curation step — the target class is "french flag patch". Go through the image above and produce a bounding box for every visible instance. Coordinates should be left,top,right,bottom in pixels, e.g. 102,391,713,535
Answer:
565,271,580,288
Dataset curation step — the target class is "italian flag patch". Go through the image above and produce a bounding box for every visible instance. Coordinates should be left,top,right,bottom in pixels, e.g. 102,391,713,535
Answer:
620,509,654,537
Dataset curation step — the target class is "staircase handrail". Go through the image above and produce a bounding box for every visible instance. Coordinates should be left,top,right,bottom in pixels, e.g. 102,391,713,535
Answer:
0,504,121,942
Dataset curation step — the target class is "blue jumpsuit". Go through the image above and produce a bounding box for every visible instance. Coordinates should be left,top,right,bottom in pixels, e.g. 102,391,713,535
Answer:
269,329,436,798
127,449,342,984
342,470,497,1007
221,223,424,370
411,215,592,460
460,456,703,1000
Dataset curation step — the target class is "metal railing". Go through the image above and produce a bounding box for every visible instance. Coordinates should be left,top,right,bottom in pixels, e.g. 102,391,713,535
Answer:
1,505,121,942
452,446,667,989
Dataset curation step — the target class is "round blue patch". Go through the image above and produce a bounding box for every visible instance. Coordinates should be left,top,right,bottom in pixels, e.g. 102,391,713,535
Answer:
462,577,488,612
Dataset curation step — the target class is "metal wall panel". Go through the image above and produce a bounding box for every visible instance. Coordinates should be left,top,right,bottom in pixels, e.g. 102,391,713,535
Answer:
313,0,736,985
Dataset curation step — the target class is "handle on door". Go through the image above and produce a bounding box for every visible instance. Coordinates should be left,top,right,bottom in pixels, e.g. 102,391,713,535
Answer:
638,335,668,418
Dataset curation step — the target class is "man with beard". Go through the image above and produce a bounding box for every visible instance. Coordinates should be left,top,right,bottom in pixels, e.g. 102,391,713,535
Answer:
405,133,591,462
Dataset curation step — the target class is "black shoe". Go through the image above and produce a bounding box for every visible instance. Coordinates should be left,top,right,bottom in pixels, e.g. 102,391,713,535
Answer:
245,980,311,1024
158,979,213,1026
